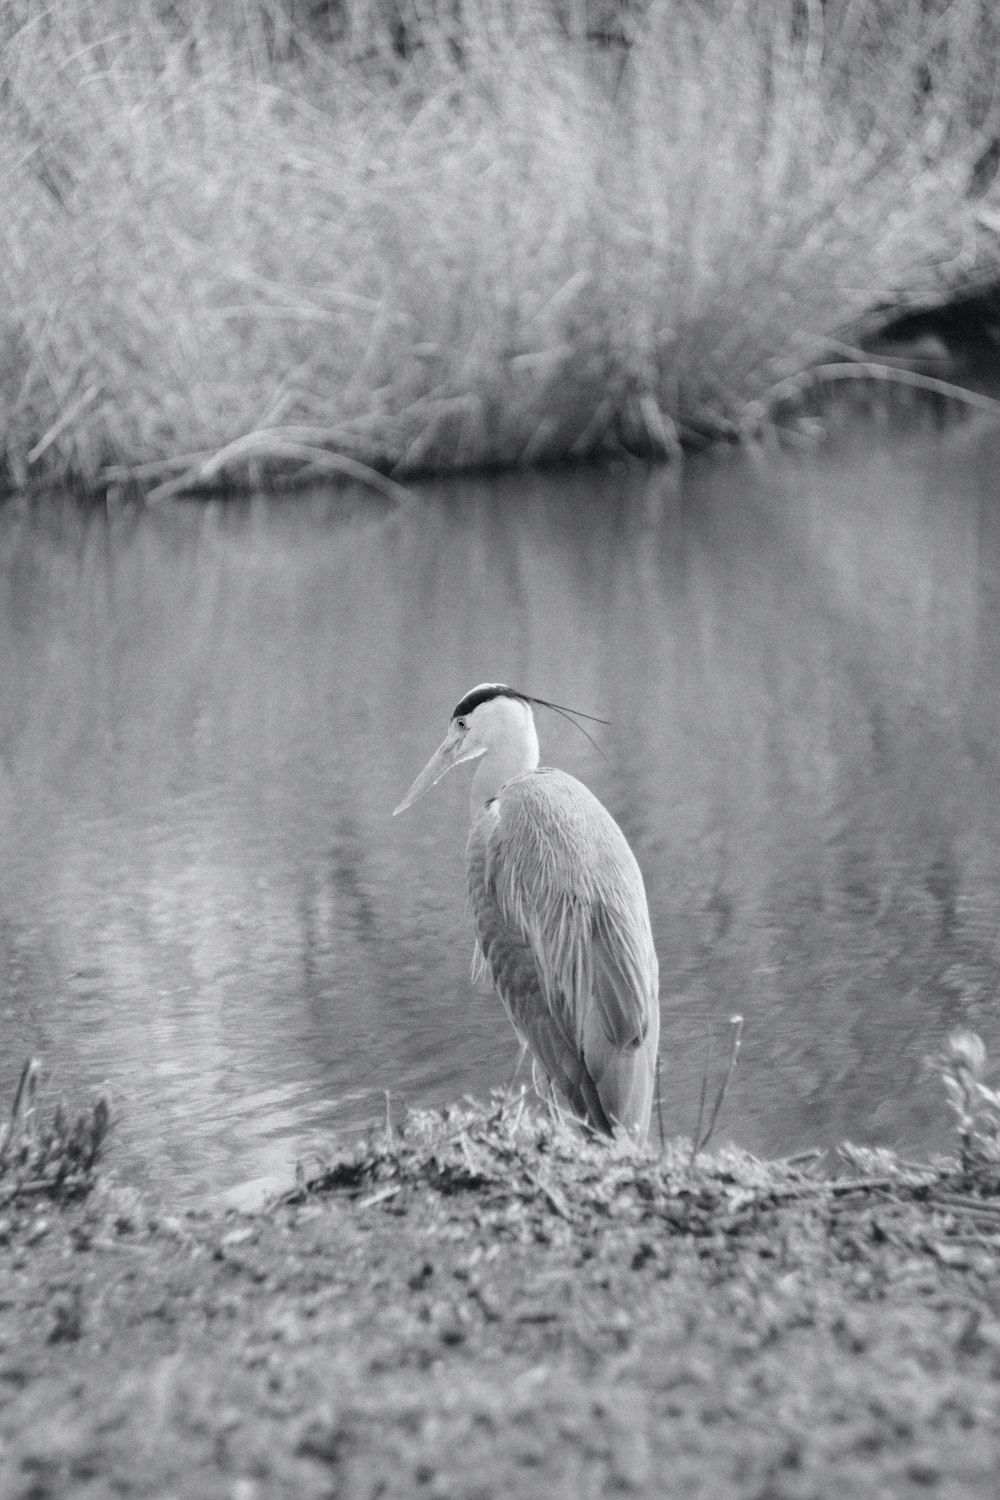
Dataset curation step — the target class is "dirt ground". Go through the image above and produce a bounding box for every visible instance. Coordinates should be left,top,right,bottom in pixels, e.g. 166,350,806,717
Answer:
2,1100,1000,1500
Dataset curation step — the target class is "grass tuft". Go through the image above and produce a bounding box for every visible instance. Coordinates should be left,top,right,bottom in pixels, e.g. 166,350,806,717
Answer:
0,1059,112,1206
935,1030,1000,1183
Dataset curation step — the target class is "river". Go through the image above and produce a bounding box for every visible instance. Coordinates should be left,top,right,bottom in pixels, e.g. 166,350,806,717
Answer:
2,399,999,1204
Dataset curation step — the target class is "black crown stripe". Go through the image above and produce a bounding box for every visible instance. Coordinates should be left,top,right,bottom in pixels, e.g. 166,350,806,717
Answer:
452,683,526,718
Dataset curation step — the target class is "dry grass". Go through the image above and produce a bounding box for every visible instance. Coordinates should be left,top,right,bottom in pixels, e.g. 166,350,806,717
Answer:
1,0,999,496
0,1059,112,1206
935,1029,1000,1183
288,1086,947,1226
293,1027,1000,1221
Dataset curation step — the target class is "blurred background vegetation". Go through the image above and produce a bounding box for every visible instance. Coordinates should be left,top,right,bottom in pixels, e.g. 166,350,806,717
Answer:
2,0,999,496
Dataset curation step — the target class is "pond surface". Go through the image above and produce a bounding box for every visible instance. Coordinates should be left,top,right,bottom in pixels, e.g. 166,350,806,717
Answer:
3,403,1000,1204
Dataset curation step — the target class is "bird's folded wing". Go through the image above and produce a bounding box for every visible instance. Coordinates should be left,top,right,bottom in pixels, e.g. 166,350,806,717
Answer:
589,903,656,1049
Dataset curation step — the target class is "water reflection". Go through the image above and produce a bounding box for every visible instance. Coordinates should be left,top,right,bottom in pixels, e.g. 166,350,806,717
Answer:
2,410,1000,1202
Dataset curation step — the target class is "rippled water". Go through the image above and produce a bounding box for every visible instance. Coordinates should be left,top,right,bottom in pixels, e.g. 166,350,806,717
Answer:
3,405,1000,1203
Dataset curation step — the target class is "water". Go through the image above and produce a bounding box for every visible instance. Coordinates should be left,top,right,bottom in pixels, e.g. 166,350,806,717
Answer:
3,404,1000,1204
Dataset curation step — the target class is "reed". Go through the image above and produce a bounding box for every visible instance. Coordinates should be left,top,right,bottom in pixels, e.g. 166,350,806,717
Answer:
2,0,998,496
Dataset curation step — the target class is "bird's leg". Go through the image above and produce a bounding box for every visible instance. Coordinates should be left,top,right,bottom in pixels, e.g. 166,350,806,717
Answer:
530,1060,568,1130
505,1036,530,1091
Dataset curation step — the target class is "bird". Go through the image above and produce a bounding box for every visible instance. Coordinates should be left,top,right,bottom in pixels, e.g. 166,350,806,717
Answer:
393,683,660,1144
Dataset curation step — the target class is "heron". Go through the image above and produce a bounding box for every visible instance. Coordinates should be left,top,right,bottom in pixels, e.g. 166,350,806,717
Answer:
393,683,660,1144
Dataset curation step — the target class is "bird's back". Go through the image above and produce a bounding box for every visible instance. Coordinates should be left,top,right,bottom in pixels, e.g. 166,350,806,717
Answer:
466,767,659,1141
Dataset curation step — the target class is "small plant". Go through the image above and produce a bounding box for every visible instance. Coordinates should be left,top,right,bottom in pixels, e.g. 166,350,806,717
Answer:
935,1030,1000,1178
691,1014,744,1161
0,1059,112,1206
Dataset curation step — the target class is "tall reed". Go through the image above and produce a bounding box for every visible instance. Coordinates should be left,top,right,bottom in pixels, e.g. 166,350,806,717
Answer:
1,0,998,495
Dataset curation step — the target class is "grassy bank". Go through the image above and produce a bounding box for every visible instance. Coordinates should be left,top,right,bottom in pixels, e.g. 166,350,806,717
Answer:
2,1074,1000,1497
2,0,1000,499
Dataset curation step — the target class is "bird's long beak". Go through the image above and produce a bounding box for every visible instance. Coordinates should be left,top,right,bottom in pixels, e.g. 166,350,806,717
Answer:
393,726,483,815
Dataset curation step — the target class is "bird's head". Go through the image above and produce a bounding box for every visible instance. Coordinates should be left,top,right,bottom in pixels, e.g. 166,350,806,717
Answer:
393,684,538,814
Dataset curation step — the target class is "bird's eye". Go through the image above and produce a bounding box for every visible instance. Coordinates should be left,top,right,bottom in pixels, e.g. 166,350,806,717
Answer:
455,717,467,731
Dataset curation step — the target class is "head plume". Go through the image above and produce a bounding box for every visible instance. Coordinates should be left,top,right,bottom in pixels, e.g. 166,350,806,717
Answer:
452,683,609,758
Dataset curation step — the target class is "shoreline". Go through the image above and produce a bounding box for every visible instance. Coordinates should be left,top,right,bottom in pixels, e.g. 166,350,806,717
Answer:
2,1098,1000,1497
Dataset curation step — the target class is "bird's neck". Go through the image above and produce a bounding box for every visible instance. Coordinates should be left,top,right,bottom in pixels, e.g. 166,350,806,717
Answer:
470,719,539,808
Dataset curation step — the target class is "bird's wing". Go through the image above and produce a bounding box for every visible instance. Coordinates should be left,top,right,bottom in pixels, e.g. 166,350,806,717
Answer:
583,897,659,1136
588,897,658,1049
467,770,659,1137
484,771,656,1046
466,787,615,1131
